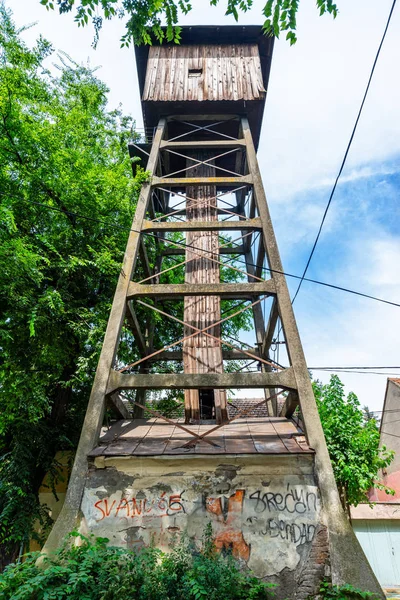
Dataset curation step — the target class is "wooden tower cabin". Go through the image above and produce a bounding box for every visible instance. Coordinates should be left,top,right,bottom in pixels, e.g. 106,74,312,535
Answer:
43,26,384,599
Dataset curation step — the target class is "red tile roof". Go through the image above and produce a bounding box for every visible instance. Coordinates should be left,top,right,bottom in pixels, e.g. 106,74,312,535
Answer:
228,397,269,418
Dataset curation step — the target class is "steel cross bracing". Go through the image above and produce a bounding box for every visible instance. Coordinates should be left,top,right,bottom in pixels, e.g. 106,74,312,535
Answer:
95,116,303,426
64,114,299,439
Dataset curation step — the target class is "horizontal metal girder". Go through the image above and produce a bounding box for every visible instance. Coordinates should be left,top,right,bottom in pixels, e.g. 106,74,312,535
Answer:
127,280,275,300
160,245,245,256
152,175,252,187
160,140,245,149
142,218,261,233
107,368,297,394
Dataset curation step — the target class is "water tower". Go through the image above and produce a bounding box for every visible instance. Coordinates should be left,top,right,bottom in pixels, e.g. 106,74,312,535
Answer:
43,26,384,600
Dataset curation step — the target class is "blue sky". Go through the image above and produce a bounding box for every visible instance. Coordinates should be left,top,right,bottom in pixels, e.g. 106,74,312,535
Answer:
6,0,400,412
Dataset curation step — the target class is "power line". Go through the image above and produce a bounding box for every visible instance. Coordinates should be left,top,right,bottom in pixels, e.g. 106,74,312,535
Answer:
310,366,400,370
21,198,400,309
290,0,398,305
311,369,400,376
222,367,400,376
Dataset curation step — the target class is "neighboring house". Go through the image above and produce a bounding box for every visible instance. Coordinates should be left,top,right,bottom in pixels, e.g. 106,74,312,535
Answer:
351,379,400,593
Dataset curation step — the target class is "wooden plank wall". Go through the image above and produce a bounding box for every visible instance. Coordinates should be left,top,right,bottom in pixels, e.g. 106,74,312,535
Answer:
143,44,265,102
183,153,228,424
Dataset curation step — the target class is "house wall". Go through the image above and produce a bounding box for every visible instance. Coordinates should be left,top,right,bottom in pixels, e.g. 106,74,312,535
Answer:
77,454,329,600
31,452,71,551
369,380,400,502
353,520,400,588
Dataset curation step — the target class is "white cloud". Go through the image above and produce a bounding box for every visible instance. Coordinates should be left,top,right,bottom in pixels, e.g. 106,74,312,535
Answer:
309,163,399,191
297,231,400,413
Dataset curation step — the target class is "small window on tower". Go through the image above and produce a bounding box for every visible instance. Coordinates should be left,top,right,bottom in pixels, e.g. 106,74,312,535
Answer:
188,68,203,77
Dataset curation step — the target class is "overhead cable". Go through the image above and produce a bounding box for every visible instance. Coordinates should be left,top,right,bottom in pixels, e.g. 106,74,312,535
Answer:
21,199,400,309
290,0,398,305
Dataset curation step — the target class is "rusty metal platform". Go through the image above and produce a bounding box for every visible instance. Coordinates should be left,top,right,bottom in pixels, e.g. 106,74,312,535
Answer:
89,417,312,457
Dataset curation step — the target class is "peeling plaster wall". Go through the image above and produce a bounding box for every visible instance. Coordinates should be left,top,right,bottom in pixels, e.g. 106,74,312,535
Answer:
79,454,329,599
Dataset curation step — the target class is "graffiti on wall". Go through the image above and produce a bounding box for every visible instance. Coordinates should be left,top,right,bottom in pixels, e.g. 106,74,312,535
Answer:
93,492,185,521
84,482,320,568
206,490,250,561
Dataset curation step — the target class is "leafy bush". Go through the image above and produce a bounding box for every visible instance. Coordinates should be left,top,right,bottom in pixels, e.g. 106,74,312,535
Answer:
318,581,380,599
0,528,275,600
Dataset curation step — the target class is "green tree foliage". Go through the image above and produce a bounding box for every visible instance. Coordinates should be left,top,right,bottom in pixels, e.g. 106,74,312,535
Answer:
313,375,394,513
0,5,251,566
38,0,339,47
0,529,275,600
0,3,141,566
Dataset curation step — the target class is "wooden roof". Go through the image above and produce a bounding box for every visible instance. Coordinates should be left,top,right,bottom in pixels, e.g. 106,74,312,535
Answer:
142,44,265,103
89,417,312,457
134,26,274,149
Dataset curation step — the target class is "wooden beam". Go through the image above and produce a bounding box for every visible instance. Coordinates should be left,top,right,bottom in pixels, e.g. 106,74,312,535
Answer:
142,218,261,233
107,368,297,394
127,280,275,299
